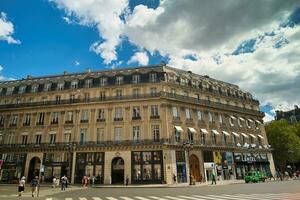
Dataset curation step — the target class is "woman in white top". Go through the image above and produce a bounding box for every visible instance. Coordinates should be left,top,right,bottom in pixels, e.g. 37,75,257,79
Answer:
18,176,26,197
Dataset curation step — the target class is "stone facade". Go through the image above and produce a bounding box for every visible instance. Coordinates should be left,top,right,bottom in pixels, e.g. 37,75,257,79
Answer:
0,64,275,184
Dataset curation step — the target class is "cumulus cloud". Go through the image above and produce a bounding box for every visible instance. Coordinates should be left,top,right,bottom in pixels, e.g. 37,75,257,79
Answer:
263,112,275,123
50,0,129,64
128,51,149,65
0,65,15,81
74,60,80,66
0,12,20,44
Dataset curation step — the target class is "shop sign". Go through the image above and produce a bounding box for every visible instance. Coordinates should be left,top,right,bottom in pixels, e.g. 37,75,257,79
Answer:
213,152,222,165
204,162,215,168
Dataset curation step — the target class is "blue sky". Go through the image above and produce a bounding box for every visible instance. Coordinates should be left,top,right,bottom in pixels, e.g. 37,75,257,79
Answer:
1,0,300,121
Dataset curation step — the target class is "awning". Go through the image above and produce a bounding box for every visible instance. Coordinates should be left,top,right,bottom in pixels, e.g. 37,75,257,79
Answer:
239,117,245,121
241,133,249,138
200,129,208,134
212,129,220,135
188,127,197,133
232,132,239,137
255,120,262,124
257,134,264,139
230,116,236,120
175,126,183,132
248,119,254,122
222,131,230,136
249,134,257,138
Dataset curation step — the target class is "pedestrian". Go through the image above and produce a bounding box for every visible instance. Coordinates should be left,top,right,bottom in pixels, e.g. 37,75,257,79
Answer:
65,176,69,188
61,175,67,191
52,177,56,189
211,173,216,185
18,176,26,197
91,176,96,187
30,176,39,197
55,177,60,187
173,173,177,184
125,176,129,186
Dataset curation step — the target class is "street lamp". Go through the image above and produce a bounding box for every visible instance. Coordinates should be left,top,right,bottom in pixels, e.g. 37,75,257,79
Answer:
183,141,194,185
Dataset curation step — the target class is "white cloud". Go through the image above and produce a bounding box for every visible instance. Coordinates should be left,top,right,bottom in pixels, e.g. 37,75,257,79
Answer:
263,112,275,123
74,60,80,66
0,12,20,44
0,65,15,81
62,16,72,24
51,0,129,64
128,51,149,66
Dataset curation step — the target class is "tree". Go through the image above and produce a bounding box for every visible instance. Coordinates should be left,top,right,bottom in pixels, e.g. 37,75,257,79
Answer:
265,120,300,170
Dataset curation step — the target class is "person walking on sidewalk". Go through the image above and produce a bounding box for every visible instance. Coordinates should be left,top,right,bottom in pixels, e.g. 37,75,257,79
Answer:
18,176,26,197
211,173,217,185
30,176,39,197
61,175,67,191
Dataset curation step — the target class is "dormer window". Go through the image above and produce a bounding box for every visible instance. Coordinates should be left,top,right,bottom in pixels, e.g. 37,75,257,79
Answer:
44,83,52,92
99,77,107,86
31,85,38,93
149,73,157,82
57,82,64,90
19,86,26,94
116,76,123,85
71,80,78,89
85,79,93,88
7,87,14,95
132,74,140,84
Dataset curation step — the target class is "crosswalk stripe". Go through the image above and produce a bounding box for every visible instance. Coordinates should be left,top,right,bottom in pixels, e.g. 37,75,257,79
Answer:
106,197,119,200
65,198,73,200
163,196,185,200
46,198,52,200
92,197,103,200
178,196,204,200
193,195,232,200
79,198,88,200
148,196,170,200
120,197,135,200
135,197,152,200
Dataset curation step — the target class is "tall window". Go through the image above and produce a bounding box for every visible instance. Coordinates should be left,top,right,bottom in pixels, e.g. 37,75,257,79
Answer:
51,112,59,124
37,112,45,125
31,85,38,93
64,133,71,143
7,87,14,95
229,117,235,126
116,89,122,98
44,83,52,91
132,74,140,84
171,88,176,95
35,134,42,145
197,111,202,121
116,76,123,85
211,131,217,144
200,132,206,144
132,106,141,119
188,130,194,142
23,113,31,126
208,112,213,122
97,128,104,143
57,82,64,90
21,134,28,145
172,107,179,118
133,88,139,98
10,114,18,126
71,80,78,89
219,114,223,124
65,111,73,123
84,93,90,101
55,95,61,104
85,79,92,88
49,133,56,144
175,129,181,142
115,107,123,120
7,133,14,144
185,108,191,119
222,133,227,144
79,129,86,144
19,86,26,94
241,135,245,144
114,127,122,141
133,126,140,142
149,73,157,82
69,94,75,102
99,91,106,100
232,134,238,145
97,109,105,121
81,110,89,123
150,105,159,117
150,87,157,96
152,125,160,142
238,118,242,127
0,115,4,127
100,77,107,86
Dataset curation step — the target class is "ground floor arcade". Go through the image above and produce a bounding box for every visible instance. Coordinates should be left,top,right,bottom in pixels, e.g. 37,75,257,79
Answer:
0,148,275,184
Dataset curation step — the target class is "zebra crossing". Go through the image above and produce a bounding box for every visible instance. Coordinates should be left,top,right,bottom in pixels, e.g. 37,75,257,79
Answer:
41,193,300,200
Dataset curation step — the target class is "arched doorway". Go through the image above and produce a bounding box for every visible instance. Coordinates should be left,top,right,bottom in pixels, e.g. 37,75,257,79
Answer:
28,157,41,182
111,157,124,184
189,154,201,182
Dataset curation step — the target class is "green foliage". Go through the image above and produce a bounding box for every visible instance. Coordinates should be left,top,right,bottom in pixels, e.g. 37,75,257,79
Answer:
265,120,300,168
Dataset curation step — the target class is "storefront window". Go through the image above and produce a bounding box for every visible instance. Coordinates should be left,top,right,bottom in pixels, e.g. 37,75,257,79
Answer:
153,152,161,161
143,152,152,162
154,164,161,179
133,165,142,180
143,165,152,180
134,152,141,163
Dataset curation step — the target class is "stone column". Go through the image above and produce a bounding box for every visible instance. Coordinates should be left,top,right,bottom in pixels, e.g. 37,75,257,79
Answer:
71,151,76,184
267,153,276,176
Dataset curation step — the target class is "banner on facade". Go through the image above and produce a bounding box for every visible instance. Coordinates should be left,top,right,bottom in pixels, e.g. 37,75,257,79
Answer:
213,152,222,165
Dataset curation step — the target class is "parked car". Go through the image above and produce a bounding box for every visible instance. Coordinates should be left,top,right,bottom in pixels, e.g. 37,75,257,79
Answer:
245,171,267,183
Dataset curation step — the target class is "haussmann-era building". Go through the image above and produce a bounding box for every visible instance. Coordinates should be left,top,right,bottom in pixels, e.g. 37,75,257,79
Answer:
0,64,275,185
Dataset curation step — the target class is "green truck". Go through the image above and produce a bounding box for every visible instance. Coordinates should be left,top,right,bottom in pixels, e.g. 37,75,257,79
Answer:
244,171,267,183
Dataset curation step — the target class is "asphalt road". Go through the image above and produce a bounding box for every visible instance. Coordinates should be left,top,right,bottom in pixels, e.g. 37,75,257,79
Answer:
1,180,300,200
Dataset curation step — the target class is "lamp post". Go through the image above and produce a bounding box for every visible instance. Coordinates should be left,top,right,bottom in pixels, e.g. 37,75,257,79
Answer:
183,141,194,185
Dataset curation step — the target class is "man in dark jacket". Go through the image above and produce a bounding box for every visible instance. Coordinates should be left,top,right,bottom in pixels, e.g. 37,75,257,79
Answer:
30,176,39,197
